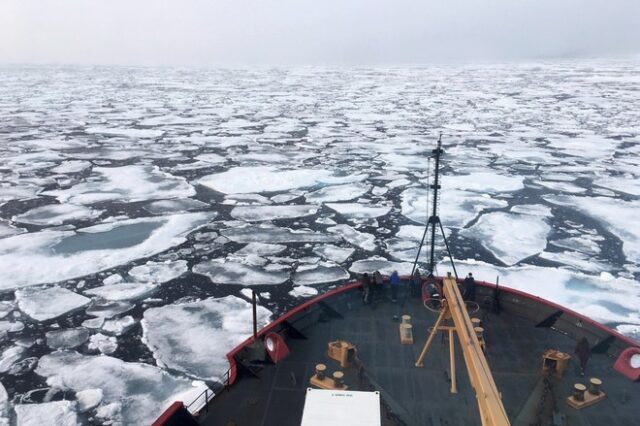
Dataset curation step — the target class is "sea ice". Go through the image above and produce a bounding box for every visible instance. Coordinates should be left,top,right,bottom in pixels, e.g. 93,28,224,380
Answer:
230,205,319,222
128,260,188,284
0,213,213,289
50,160,92,174
312,245,355,263
198,166,365,194
0,346,24,373
143,199,210,215
448,259,640,326
76,389,103,412
13,204,103,226
85,301,133,319
85,282,158,301
44,165,195,204
460,212,550,265
349,257,415,275
289,285,318,297
401,187,507,228
193,260,289,285
14,401,79,426
45,328,90,349
142,296,271,381
36,351,208,425
445,172,524,193
235,242,287,256
102,316,136,336
0,380,7,426
292,262,350,286
305,183,370,203
325,203,391,220
88,334,118,355
221,225,339,244
0,220,25,239
546,195,640,265
327,225,375,251
16,287,90,321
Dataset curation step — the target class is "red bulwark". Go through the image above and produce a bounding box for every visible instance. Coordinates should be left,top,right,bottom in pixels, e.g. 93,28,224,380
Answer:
613,347,640,381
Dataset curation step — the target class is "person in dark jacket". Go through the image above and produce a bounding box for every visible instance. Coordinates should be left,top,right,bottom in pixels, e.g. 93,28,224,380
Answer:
362,273,371,305
463,272,476,301
372,270,383,301
389,270,400,302
411,269,422,298
575,337,591,376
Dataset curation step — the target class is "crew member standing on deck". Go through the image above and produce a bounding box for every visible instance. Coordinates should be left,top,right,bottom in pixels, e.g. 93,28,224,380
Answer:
463,272,476,302
373,270,384,301
575,337,591,376
411,269,422,298
390,270,400,302
362,272,371,305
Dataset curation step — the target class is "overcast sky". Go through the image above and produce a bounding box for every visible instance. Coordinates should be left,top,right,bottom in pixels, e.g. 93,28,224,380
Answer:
2,0,639,66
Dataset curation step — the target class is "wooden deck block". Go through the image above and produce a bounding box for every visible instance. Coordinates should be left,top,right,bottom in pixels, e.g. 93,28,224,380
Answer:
566,391,606,409
399,324,414,345
309,375,348,390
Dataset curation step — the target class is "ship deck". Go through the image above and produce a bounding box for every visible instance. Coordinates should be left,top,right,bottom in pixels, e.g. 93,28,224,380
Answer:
198,285,639,426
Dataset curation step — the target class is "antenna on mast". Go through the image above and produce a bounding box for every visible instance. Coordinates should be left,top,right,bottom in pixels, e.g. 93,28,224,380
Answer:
410,133,458,280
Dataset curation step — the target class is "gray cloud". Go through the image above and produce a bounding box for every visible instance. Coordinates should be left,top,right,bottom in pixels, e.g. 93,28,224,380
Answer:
1,0,639,66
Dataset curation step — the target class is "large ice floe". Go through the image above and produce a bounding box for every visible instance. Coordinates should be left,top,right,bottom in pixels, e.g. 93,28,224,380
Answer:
545,195,640,265
0,213,213,289
43,165,195,204
327,225,376,251
292,262,350,286
304,183,370,203
448,259,640,327
198,166,366,194
230,205,319,222
142,296,271,381
35,351,208,425
14,401,79,426
460,210,551,265
12,204,103,226
194,259,290,285
15,287,90,321
221,225,339,244
325,203,391,220
350,257,415,275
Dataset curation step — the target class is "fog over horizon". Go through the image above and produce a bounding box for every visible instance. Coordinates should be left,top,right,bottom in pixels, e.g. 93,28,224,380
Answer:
2,0,640,67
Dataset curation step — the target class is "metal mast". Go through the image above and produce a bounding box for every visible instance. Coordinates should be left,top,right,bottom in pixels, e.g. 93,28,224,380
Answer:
410,133,458,279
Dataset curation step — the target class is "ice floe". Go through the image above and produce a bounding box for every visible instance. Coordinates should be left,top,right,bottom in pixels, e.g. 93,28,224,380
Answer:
546,195,640,265
401,187,507,227
198,166,365,194
85,282,158,301
312,245,355,263
305,183,370,203
325,203,391,220
449,259,640,327
292,262,350,286
50,160,92,174
0,213,213,289
36,351,208,424
460,212,550,265
88,334,118,355
16,287,90,321
349,257,415,275
221,225,339,244
327,225,375,251
128,260,188,284
235,242,287,256
143,199,210,215
194,259,290,285
45,328,90,349
142,296,271,381
13,204,103,226
14,401,79,426
289,285,319,297
44,165,194,204
230,205,319,222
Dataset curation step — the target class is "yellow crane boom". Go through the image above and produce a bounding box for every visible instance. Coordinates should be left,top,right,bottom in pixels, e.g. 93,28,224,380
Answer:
416,275,510,426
